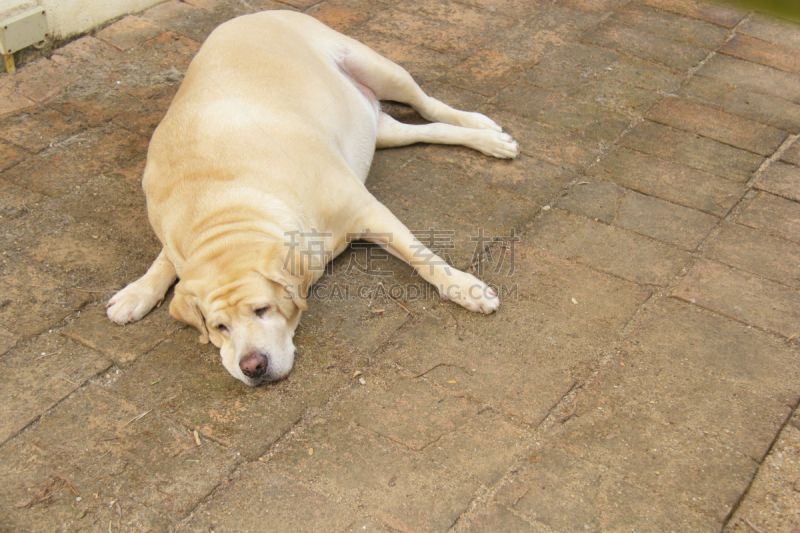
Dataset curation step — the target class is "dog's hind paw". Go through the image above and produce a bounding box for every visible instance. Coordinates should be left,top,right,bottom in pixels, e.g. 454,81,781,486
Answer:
455,111,503,132
106,283,163,324
474,130,519,159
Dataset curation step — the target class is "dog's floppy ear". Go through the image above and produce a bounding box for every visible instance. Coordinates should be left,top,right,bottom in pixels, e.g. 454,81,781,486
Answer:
261,239,313,311
170,280,209,343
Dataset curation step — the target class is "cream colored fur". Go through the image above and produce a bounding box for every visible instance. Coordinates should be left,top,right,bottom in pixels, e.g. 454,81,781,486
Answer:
107,11,518,386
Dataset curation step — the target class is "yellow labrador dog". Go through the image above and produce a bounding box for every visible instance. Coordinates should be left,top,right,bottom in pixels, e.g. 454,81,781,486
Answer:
107,11,518,386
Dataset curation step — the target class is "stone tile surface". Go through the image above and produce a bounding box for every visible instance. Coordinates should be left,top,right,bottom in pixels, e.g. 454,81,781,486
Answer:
111,328,352,460
724,412,800,533
0,334,111,446
621,120,764,182
581,19,708,71
526,208,692,286
547,409,758,523
703,223,800,289
739,12,800,50
467,504,544,532
95,14,166,51
615,190,719,250
555,180,720,250
640,0,746,27
185,463,355,532
587,147,747,217
627,298,800,408
61,303,184,367
680,75,800,134
0,85,34,116
756,160,800,202
336,377,481,451
720,33,800,76
496,445,720,530
0,140,28,171
0,385,241,531
2,1,800,532
2,124,148,197
270,416,481,533
493,81,630,142
611,2,728,49
488,107,602,172
7,58,78,103
782,137,800,165
647,97,788,156
738,191,800,244
141,0,223,42
697,53,800,105
0,106,86,153
673,259,800,339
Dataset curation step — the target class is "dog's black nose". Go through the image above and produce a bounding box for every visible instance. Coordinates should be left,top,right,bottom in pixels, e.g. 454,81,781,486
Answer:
240,352,268,378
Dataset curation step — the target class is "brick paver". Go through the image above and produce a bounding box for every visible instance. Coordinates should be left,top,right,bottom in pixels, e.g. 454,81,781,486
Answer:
621,120,765,181
680,74,800,133
756,160,800,202
646,96,789,156
1,0,799,531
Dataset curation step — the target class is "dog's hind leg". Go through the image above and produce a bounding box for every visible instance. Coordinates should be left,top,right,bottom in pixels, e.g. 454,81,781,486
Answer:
376,111,518,158
339,42,508,133
107,248,177,324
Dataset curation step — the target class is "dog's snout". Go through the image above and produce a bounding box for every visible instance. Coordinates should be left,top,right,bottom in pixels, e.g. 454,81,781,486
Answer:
240,352,268,378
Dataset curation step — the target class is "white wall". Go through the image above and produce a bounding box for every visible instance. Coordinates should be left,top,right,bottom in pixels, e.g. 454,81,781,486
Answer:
1,0,165,40
0,0,36,18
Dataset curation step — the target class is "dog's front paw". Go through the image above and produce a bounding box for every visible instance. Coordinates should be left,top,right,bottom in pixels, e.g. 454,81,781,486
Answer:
439,273,500,315
106,283,163,324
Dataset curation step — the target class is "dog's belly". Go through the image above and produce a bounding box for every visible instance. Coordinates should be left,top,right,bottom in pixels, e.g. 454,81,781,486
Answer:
338,125,377,181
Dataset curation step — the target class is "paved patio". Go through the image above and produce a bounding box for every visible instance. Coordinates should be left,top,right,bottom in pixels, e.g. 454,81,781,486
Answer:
1,0,799,531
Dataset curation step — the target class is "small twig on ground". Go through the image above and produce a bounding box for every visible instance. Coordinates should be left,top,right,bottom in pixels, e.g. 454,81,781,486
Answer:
413,362,473,379
15,475,77,508
559,397,580,423
378,282,415,316
744,518,766,533
57,475,79,497
446,308,461,336
35,351,61,361
122,410,151,428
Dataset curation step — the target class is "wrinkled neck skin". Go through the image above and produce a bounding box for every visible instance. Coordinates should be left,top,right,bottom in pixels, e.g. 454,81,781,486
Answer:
174,224,304,386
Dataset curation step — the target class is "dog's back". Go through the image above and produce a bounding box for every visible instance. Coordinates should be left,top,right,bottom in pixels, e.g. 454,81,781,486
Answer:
141,11,380,258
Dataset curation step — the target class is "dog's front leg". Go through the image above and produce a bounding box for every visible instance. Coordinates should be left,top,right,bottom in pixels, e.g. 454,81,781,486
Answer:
358,202,499,314
107,248,177,324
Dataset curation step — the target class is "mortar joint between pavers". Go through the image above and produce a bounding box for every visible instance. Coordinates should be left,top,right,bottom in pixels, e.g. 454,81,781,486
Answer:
745,132,800,189
721,403,798,528
0,379,101,448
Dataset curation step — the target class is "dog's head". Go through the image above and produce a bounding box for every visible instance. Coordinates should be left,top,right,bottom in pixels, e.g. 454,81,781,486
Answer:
170,243,311,386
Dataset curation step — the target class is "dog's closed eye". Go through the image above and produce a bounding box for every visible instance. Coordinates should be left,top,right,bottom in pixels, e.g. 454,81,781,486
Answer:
255,306,270,318
216,324,229,332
